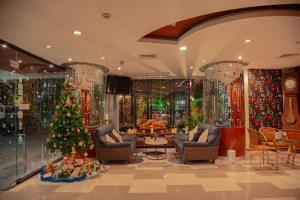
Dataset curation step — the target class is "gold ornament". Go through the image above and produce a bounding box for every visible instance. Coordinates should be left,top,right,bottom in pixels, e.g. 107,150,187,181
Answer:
65,97,72,107
66,112,71,118
56,105,60,109
78,141,83,146
50,123,54,128
52,134,55,138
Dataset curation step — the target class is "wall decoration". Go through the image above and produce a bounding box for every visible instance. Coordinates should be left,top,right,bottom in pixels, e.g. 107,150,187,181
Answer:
248,69,283,130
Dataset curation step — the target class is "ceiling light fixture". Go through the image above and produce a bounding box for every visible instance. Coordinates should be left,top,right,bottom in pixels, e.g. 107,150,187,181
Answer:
190,66,194,69
102,12,112,19
68,58,72,61
117,67,121,70
18,60,22,63
243,39,252,43
1,44,7,48
45,45,52,49
100,56,106,60
179,46,187,51
73,30,82,36
237,56,243,60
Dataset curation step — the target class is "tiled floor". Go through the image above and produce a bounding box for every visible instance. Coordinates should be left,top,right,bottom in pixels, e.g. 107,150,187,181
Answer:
1,149,300,200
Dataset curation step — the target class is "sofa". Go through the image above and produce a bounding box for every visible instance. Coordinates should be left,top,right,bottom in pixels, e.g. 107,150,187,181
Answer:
92,124,136,163
175,122,220,163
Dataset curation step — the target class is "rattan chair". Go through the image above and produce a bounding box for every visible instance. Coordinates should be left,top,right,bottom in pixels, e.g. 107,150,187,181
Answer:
259,127,289,169
246,129,270,166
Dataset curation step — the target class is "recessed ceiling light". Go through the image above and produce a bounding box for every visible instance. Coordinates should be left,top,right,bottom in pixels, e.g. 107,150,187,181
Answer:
179,46,187,51
68,58,72,61
49,64,54,68
45,45,52,49
18,60,22,63
243,39,252,43
117,67,121,70
1,44,7,48
100,56,106,60
190,66,194,69
237,56,243,60
102,12,112,19
73,30,82,36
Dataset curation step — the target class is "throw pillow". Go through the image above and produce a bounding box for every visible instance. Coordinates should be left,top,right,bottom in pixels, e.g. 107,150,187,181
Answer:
198,129,209,143
106,134,116,144
192,131,202,142
189,125,198,141
112,129,123,143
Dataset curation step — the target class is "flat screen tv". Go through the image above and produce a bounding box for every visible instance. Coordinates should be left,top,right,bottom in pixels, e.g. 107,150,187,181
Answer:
106,75,131,94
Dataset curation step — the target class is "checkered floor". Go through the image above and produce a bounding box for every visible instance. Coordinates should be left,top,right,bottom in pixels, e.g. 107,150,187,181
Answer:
1,149,300,200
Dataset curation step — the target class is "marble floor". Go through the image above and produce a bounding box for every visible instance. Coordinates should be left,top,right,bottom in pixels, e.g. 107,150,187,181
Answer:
1,149,300,200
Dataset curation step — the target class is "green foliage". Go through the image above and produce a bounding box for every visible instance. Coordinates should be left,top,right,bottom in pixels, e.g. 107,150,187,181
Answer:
185,116,197,131
45,79,93,155
190,99,203,122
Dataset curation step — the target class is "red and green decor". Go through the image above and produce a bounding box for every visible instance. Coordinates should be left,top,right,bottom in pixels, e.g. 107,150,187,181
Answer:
248,69,283,130
43,78,100,182
46,79,93,155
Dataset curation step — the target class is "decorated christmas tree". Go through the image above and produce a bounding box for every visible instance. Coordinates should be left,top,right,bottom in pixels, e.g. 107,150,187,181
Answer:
46,78,93,156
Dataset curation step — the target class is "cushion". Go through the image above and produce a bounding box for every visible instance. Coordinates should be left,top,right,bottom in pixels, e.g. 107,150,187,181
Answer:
189,125,198,141
112,129,123,143
106,134,116,144
192,131,202,142
108,132,120,143
207,133,216,144
96,132,107,144
198,129,209,143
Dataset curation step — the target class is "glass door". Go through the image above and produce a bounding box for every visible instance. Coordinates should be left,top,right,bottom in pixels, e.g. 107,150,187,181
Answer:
0,74,18,190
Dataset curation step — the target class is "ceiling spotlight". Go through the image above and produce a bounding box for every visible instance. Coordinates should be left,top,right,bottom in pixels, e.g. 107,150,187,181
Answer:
237,56,243,60
18,60,22,63
179,46,187,51
68,58,72,61
49,64,54,68
190,66,194,69
1,44,7,48
100,56,106,60
73,30,82,36
117,67,121,70
243,39,252,43
45,45,52,49
102,12,112,19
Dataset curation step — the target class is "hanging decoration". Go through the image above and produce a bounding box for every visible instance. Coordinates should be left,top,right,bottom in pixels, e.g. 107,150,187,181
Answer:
201,60,247,127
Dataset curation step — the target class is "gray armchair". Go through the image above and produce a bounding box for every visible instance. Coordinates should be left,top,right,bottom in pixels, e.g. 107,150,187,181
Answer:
92,124,136,163
175,123,220,163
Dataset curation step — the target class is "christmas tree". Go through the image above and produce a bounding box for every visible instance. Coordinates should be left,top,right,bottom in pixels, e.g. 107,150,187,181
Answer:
46,78,93,156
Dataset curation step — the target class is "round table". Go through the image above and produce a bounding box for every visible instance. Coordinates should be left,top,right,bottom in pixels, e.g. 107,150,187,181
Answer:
144,137,168,160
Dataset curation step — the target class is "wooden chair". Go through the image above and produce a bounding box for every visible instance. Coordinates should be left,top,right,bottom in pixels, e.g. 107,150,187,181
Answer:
259,127,289,169
246,129,270,166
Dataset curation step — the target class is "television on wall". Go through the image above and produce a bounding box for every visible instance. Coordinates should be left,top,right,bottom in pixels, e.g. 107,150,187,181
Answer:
106,75,131,94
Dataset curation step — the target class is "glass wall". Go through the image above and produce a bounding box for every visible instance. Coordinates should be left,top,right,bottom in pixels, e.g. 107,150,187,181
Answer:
0,41,64,190
130,79,197,128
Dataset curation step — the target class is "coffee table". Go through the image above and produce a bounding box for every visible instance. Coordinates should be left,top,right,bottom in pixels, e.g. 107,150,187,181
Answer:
144,137,168,160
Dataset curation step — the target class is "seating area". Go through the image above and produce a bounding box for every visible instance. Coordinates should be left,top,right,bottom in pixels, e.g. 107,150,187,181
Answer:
1,1,300,200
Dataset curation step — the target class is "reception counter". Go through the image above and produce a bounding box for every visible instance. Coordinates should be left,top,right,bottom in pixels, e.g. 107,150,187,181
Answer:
218,127,245,157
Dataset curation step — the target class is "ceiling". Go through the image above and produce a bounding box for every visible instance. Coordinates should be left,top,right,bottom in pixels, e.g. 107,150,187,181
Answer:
0,0,300,78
